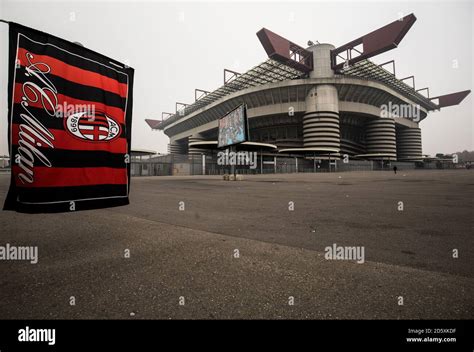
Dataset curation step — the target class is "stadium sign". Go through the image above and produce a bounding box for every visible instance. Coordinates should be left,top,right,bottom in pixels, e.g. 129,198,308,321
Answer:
217,104,248,148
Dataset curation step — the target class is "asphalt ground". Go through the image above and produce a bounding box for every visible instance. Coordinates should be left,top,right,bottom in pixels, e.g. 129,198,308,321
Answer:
0,170,472,319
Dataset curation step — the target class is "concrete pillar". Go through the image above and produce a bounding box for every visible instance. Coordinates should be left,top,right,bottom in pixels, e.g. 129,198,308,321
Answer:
309,43,335,79
303,44,340,157
201,154,206,175
396,126,422,161
365,118,397,160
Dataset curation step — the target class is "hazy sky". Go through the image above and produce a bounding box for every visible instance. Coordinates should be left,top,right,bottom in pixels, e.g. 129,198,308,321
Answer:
0,0,472,156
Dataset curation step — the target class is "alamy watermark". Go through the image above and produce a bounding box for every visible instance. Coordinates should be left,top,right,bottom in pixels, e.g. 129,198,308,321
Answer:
325,243,365,264
380,102,421,122
217,149,257,169
54,102,96,119
0,243,38,264
18,326,55,346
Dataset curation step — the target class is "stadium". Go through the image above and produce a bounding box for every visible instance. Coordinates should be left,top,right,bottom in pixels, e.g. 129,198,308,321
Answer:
146,14,470,174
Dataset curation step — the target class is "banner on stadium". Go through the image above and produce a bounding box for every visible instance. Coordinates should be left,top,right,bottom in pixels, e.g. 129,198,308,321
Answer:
3,22,134,213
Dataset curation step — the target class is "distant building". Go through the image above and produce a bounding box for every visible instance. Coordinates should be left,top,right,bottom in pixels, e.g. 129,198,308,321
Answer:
0,156,10,169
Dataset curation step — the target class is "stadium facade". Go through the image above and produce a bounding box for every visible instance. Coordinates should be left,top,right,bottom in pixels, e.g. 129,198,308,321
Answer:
146,14,470,170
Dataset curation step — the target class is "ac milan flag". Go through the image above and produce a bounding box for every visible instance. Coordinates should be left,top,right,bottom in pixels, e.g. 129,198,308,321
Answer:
3,23,134,213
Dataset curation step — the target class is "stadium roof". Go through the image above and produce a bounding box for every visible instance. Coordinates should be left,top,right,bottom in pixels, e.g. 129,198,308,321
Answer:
147,59,305,130
340,60,439,111
146,57,439,131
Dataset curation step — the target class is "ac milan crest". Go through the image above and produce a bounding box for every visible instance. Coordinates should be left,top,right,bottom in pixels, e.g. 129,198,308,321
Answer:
64,111,121,142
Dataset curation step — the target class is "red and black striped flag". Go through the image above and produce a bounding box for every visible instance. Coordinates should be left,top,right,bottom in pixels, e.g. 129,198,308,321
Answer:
3,23,134,213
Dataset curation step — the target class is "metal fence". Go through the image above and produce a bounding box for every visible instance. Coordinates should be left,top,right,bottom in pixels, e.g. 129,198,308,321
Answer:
130,153,421,176
131,154,174,176
0,154,459,177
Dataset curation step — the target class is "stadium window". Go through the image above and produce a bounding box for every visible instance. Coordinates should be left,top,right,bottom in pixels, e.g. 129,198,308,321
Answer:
278,127,286,139
297,126,303,138
254,131,260,142
270,128,277,140
288,126,296,139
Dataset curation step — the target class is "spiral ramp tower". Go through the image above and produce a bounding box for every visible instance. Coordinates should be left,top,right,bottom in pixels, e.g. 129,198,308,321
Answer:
188,134,207,156
303,87,341,156
396,127,422,161
302,44,341,158
168,141,186,155
364,118,397,160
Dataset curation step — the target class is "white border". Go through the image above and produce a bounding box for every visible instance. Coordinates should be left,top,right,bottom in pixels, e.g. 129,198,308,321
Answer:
10,33,131,206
